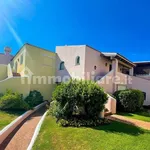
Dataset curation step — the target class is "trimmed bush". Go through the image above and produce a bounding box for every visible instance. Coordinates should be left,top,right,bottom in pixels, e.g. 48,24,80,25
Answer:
51,79,108,123
24,90,44,108
113,89,144,112
58,118,111,127
0,90,29,110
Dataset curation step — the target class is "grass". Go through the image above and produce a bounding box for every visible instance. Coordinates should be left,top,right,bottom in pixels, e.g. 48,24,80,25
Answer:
118,110,150,122
33,116,150,150
0,110,25,130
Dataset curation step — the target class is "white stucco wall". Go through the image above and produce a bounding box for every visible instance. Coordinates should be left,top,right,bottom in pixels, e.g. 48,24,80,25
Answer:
84,46,112,80
56,45,86,81
56,45,113,82
0,53,13,65
97,70,114,94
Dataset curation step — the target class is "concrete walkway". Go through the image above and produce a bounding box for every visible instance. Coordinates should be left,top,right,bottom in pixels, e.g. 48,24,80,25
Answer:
107,115,150,130
1,107,46,150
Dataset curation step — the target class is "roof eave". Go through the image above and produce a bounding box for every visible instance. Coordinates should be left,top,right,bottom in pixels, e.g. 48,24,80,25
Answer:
115,54,136,67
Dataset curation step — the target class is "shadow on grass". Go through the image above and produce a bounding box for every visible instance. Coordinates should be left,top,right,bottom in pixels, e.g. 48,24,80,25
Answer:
118,110,150,118
92,121,147,136
136,111,150,117
118,112,134,117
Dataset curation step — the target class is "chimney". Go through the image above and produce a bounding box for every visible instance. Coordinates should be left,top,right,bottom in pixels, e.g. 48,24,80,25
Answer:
4,47,11,55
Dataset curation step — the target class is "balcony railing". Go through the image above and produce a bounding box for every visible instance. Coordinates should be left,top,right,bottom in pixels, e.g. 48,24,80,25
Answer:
135,74,150,77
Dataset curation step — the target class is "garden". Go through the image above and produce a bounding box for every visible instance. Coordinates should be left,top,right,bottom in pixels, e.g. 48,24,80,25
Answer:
33,80,150,150
33,115,150,150
0,89,44,130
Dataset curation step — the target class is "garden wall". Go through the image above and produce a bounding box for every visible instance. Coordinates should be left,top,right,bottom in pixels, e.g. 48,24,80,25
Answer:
0,77,30,98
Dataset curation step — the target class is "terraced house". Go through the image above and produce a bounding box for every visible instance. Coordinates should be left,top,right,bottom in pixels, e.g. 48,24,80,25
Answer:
0,44,56,100
0,44,150,114
56,45,150,110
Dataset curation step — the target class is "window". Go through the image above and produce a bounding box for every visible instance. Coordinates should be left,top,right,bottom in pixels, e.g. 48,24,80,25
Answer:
94,66,97,70
75,56,80,65
20,54,23,64
59,61,65,70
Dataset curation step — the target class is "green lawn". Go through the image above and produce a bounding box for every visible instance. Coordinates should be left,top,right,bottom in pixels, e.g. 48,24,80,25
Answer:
0,110,25,130
33,116,150,150
118,110,150,122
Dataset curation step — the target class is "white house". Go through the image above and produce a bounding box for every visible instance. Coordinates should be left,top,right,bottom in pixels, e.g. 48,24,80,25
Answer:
56,45,150,109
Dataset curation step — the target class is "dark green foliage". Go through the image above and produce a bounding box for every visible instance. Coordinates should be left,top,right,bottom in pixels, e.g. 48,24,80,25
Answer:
0,90,29,110
51,79,108,125
0,90,44,111
58,118,110,127
0,93,3,98
114,89,144,112
24,90,44,108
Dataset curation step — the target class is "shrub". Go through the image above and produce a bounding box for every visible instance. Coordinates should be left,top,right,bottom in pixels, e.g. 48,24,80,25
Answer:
58,118,111,127
0,93,3,98
51,79,108,121
0,90,29,110
48,101,57,116
113,89,144,112
24,90,44,108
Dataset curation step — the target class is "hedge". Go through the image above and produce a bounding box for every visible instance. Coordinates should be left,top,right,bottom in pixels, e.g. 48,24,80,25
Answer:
113,89,144,112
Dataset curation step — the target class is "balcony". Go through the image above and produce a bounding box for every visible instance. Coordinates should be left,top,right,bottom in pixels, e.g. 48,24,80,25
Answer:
134,73,150,80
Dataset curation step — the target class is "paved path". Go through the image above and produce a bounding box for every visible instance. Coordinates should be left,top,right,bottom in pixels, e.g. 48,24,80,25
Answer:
1,107,46,150
107,114,150,130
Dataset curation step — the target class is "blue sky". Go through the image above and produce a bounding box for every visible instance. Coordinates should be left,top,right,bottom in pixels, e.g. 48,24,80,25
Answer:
0,0,150,61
